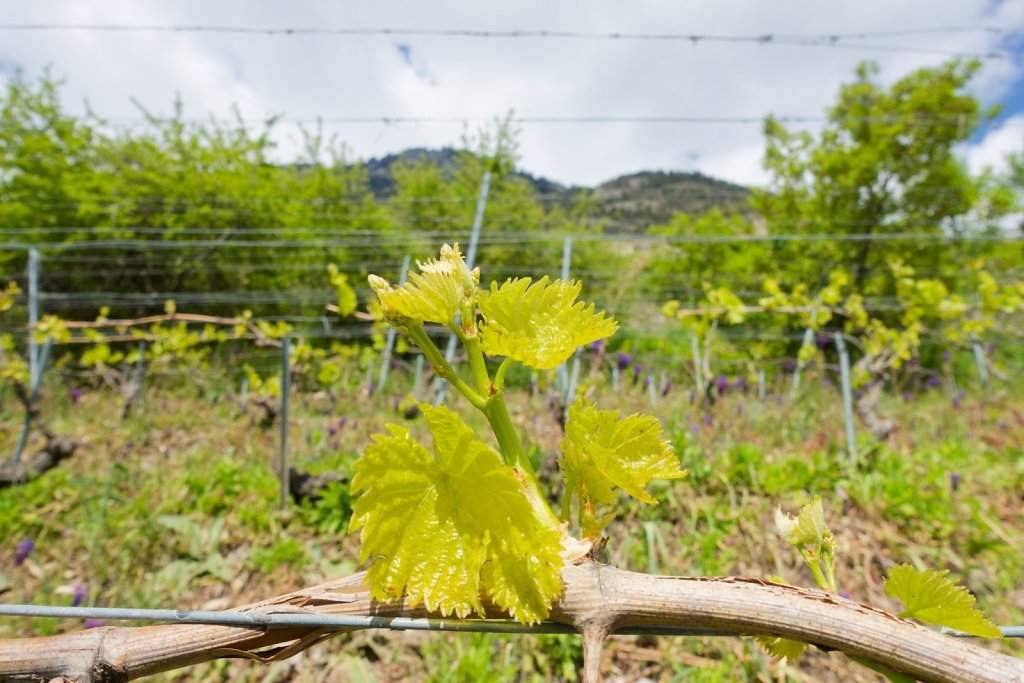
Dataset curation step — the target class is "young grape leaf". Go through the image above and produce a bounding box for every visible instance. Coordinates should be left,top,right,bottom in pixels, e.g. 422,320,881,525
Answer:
559,401,685,537
756,635,807,662
477,276,617,369
328,264,358,316
368,243,478,327
884,564,1001,637
774,497,828,547
349,403,563,624
775,497,838,593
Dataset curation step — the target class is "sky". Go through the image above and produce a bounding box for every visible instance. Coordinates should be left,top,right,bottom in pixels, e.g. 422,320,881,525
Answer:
0,1,1023,188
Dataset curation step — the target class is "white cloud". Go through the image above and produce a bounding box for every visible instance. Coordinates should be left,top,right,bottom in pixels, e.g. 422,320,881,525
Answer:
0,0,1021,187
964,114,1024,174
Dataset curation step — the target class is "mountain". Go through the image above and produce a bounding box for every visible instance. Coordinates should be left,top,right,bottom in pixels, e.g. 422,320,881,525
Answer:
361,148,749,231
589,170,750,231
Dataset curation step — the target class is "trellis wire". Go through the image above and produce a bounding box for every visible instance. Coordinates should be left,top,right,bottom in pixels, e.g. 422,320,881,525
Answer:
0,603,1019,638
3,229,1023,251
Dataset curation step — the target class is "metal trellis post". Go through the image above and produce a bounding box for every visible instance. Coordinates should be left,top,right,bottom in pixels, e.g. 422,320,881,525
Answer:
412,355,425,398
834,333,857,465
376,255,411,394
435,170,491,404
690,333,702,393
27,248,40,388
791,327,814,398
130,341,146,409
558,237,584,406
12,337,52,465
279,337,292,510
239,375,249,413
972,339,989,389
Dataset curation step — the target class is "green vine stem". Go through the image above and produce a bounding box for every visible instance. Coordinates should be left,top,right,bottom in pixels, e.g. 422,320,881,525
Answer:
405,325,485,410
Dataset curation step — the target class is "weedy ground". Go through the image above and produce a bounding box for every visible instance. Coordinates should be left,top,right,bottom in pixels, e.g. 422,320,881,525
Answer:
1,367,1022,682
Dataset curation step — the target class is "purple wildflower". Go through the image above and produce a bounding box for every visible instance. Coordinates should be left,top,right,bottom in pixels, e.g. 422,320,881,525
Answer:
950,473,961,493
72,584,88,607
84,619,106,629
732,376,748,391
690,421,701,436
327,421,338,438
902,390,912,403
589,339,606,353
616,352,632,371
782,359,796,373
632,364,643,386
926,376,940,388
643,373,653,389
337,417,348,429
69,387,83,404
713,375,729,394
853,389,863,400
14,538,34,566
942,351,952,363
816,334,830,349
822,376,833,388
661,380,673,398
952,390,966,408
701,413,713,426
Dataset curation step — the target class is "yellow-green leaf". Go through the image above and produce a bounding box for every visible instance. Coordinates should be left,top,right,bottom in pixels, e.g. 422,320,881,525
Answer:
775,497,828,547
756,635,807,662
349,404,563,623
368,243,478,327
328,264,358,316
478,276,617,370
884,564,1001,637
559,401,685,537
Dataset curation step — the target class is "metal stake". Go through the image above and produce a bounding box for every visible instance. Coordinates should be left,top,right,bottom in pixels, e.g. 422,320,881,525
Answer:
435,170,491,404
376,255,411,394
834,333,857,465
279,337,292,510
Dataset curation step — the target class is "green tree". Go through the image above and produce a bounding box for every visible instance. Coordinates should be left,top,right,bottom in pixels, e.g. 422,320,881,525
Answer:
752,59,999,292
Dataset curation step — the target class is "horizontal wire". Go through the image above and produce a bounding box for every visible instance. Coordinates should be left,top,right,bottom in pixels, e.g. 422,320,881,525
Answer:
0,184,990,218
6,115,1021,133
0,603,1018,638
4,213,1008,234
3,230,1020,251
0,23,1013,56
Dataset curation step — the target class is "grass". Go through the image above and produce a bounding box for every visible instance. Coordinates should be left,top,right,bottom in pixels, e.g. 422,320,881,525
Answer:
0,365,1022,681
